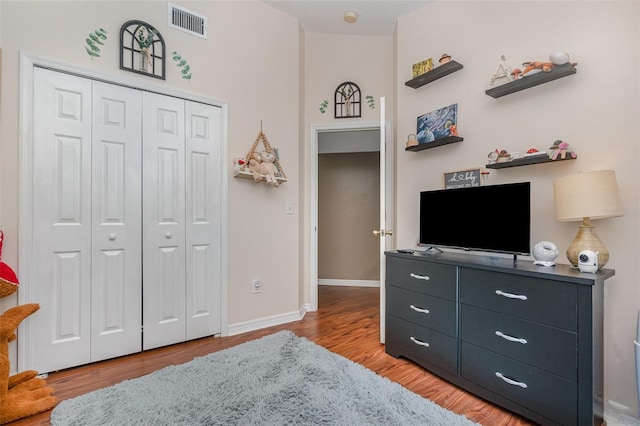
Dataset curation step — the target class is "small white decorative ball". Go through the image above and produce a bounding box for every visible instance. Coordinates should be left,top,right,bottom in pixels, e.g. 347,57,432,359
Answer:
533,241,559,266
549,51,570,65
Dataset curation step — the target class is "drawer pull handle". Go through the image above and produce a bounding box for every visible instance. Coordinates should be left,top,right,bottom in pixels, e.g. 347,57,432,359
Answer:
410,273,430,281
495,372,528,389
410,337,430,348
409,305,430,314
495,331,528,345
495,290,527,301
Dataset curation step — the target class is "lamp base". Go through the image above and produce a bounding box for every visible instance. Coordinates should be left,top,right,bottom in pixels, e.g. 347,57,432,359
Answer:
566,218,609,269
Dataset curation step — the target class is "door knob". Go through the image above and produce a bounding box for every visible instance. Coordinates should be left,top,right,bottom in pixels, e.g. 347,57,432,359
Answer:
373,229,393,237
165,232,172,239
108,234,117,241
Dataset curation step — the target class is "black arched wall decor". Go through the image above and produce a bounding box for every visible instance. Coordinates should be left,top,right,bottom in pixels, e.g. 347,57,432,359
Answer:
120,20,166,80
334,82,361,118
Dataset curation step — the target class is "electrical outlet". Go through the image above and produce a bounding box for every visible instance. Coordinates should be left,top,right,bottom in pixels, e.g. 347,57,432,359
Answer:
252,279,262,293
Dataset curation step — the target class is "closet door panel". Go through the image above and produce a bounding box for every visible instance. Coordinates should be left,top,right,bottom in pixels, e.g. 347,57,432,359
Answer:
185,102,222,339
30,68,93,373
91,81,142,361
142,92,186,350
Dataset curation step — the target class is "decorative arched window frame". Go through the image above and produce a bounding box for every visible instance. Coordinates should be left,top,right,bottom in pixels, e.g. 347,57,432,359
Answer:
120,20,166,80
334,82,361,119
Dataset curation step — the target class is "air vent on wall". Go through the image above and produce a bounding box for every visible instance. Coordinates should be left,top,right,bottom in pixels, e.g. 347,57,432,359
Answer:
168,3,207,39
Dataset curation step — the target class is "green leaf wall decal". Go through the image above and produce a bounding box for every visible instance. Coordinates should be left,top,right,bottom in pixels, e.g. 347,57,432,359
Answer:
85,28,107,59
171,51,193,81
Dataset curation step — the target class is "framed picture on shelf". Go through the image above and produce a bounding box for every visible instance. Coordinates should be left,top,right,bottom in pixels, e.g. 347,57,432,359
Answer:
443,167,481,189
417,103,458,144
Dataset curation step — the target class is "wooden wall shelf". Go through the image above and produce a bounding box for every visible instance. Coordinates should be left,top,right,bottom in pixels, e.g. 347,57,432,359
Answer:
405,136,463,152
485,63,577,98
234,170,288,184
405,61,463,89
486,155,576,169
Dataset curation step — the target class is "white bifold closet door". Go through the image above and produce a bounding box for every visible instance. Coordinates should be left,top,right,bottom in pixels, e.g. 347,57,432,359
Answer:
142,93,222,350
31,68,143,373
27,68,221,373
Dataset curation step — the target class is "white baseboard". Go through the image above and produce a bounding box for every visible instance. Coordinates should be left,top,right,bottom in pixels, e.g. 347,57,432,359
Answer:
605,405,640,425
318,279,380,288
228,309,304,336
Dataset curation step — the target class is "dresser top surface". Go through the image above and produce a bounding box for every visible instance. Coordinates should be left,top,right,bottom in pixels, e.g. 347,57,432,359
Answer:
386,250,615,286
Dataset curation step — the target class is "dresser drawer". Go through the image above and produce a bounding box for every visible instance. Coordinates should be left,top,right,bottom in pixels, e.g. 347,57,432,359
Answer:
460,268,577,331
386,315,457,374
461,342,576,425
387,285,457,337
461,304,577,381
386,256,457,300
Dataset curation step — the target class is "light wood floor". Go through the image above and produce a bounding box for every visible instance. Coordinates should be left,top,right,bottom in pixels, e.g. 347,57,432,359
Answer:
9,286,533,425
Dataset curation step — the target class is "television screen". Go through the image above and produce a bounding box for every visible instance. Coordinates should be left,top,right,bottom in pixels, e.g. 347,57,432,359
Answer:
419,182,531,255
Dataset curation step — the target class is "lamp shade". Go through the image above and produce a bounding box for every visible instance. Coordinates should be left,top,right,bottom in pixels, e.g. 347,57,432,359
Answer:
553,170,623,222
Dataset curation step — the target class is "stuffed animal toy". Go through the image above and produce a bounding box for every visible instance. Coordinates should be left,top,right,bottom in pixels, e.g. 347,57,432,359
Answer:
0,232,58,424
0,232,19,299
548,140,577,160
249,149,280,187
0,304,58,424
521,61,555,77
233,156,246,174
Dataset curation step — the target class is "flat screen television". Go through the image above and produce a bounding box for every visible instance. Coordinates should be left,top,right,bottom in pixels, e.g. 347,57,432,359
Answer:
419,182,531,256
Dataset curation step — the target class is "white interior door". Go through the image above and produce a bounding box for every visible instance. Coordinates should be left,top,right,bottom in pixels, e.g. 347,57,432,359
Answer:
185,102,222,339
90,81,143,361
377,97,392,344
30,68,93,373
142,92,187,350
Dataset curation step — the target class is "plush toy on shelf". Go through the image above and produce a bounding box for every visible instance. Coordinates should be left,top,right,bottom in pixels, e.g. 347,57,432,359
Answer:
233,157,246,174
548,140,577,160
0,231,58,424
249,148,280,187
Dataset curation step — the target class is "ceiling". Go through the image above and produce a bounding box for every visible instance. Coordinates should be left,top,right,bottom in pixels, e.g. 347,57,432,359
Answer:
262,0,432,36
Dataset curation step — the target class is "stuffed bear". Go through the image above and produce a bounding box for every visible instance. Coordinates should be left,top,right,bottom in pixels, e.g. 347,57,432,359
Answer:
249,149,280,187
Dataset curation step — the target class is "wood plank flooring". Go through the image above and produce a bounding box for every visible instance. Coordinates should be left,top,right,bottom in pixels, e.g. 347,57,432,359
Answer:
8,286,533,425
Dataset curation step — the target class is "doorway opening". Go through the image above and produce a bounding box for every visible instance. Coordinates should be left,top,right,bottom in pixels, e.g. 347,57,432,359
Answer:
317,131,380,291
309,120,393,316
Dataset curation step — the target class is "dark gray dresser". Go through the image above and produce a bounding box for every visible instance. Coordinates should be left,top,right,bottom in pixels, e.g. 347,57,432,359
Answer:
385,250,615,426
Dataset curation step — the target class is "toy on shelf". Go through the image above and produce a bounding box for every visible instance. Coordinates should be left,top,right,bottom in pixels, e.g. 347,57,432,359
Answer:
548,140,577,160
406,134,418,148
496,149,513,163
249,147,280,187
438,53,452,65
521,51,577,78
488,55,513,87
524,148,547,157
234,124,287,186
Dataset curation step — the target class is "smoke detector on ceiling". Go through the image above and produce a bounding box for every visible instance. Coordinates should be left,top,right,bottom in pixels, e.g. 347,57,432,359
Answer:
344,12,358,24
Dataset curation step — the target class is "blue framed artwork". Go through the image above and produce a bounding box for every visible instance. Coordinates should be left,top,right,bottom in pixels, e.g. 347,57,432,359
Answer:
417,103,458,144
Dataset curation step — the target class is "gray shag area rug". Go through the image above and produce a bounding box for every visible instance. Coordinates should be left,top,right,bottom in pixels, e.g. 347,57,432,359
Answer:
51,330,478,425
